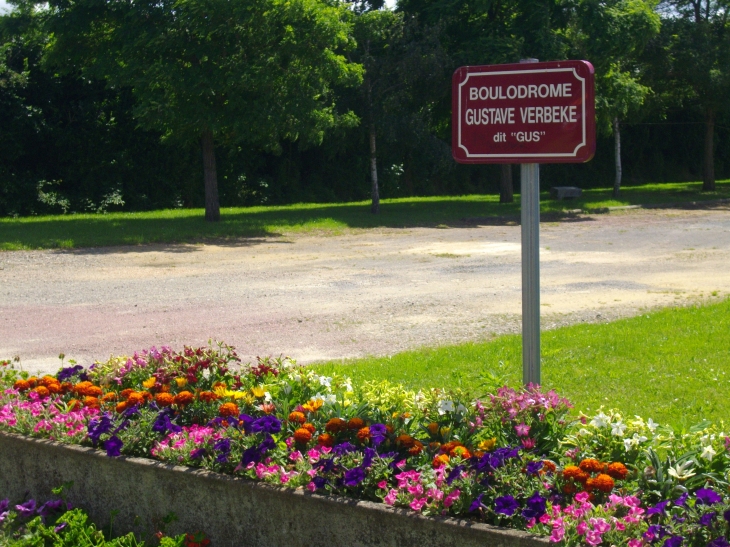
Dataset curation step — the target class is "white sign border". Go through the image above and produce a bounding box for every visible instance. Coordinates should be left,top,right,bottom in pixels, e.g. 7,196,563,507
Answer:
457,67,587,158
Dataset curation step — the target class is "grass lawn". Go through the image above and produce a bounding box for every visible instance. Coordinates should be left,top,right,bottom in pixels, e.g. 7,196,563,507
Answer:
313,298,730,431
1,179,728,250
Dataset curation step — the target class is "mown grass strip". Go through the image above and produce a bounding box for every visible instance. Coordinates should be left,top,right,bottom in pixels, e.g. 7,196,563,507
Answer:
1,180,728,250
314,298,730,431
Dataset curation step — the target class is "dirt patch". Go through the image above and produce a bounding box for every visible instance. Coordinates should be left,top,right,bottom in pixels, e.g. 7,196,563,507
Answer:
2,206,730,373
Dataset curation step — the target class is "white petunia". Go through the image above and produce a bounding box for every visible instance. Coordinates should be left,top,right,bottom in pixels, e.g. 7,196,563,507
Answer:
647,418,658,433
624,438,636,451
264,391,272,402
456,403,467,413
438,400,455,415
611,421,627,437
318,376,332,388
590,412,610,428
314,393,336,405
579,428,591,437
701,445,717,462
202,368,211,380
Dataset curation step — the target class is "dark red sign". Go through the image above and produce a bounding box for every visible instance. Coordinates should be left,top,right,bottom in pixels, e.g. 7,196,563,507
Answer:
452,60,595,164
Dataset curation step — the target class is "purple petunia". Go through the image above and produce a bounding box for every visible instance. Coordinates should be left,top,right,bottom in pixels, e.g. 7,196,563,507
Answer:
522,492,547,520
724,509,730,523
38,499,65,518
57,365,84,382
446,465,465,486
674,492,689,506
104,435,123,457
494,495,519,516
343,467,366,487
696,489,723,506
699,512,717,527
214,438,231,463
54,522,68,533
87,414,115,446
648,500,671,516
152,410,181,435
15,499,37,519
525,461,544,475
708,537,730,547
469,493,486,512
361,448,376,469
250,415,282,435
190,448,206,460
369,424,388,447
662,535,683,547
0,500,8,513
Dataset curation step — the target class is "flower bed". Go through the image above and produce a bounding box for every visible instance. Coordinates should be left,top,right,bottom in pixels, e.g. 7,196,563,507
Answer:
0,346,729,547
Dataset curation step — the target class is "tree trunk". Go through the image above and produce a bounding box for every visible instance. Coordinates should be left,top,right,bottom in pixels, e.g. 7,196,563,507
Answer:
369,125,380,214
613,117,622,198
201,128,220,222
500,164,513,203
703,107,715,191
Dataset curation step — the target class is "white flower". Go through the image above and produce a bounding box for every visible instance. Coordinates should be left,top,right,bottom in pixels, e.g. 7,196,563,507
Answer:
202,368,211,380
623,438,635,451
611,421,627,437
701,445,717,462
281,384,292,395
314,393,336,405
647,418,658,433
633,432,647,444
291,373,302,382
668,460,696,481
344,380,353,392
264,391,272,402
590,412,610,428
579,428,591,437
318,376,332,388
437,400,455,415
456,403,467,413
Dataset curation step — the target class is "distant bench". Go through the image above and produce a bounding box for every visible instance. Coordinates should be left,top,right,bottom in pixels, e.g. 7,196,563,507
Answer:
550,186,582,200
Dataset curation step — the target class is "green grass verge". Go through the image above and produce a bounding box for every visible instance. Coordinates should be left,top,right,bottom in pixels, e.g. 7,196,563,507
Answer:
313,298,730,431
1,180,729,250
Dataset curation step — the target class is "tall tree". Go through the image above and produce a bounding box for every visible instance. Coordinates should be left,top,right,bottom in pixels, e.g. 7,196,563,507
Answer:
565,0,660,197
350,10,447,213
44,0,362,220
660,0,730,191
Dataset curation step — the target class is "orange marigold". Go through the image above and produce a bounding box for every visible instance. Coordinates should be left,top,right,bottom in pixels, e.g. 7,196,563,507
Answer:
27,377,38,388
198,391,218,403
317,433,335,447
46,382,62,394
427,422,439,435
13,379,30,392
155,393,175,407
607,462,629,480
33,386,50,398
39,376,57,388
325,417,347,433
120,388,134,400
429,441,441,451
587,473,615,493
67,398,82,411
174,391,194,406
432,454,450,468
219,402,240,417
385,425,394,435
127,392,145,405
563,465,589,483
348,417,365,430
440,441,464,454
60,382,73,394
451,446,472,459
302,422,316,434
101,392,117,403
542,460,557,474
562,483,578,494
289,411,307,425
294,428,313,444
579,458,605,474
357,427,371,443
396,434,417,449
408,441,424,456
83,396,100,409
115,401,128,413
73,381,93,396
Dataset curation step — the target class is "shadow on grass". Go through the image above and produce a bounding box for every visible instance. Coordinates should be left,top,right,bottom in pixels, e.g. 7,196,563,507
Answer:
1,180,728,251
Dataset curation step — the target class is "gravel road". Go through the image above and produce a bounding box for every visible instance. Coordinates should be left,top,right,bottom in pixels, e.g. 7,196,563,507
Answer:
2,205,729,374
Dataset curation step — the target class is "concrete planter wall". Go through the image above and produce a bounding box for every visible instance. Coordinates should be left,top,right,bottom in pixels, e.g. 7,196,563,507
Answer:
0,432,548,547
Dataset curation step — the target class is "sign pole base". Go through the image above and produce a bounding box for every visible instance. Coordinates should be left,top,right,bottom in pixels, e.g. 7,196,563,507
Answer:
521,163,540,385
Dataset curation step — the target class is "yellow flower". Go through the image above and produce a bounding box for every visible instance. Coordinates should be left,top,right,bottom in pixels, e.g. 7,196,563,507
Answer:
142,378,156,389
440,426,451,437
478,438,496,451
302,399,323,413
175,378,188,388
251,387,265,398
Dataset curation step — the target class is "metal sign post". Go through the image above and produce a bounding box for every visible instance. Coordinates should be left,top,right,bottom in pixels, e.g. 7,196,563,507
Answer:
521,163,540,385
451,59,595,386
